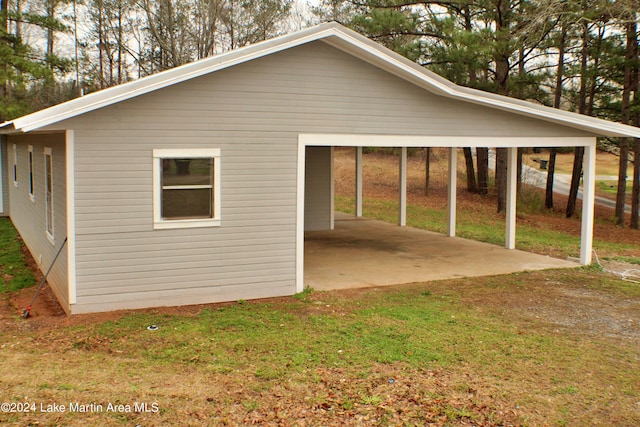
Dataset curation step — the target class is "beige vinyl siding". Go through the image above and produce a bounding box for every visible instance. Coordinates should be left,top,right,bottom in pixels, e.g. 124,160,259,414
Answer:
305,146,333,231
41,41,594,313
7,133,68,309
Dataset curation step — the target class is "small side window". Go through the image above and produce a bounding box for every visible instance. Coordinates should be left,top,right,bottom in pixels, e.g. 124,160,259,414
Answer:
152,149,221,229
12,144,17,187
44,147,54,242
28,145,34,201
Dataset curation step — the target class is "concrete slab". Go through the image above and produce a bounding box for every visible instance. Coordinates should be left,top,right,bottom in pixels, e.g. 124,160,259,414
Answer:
304,212,578,290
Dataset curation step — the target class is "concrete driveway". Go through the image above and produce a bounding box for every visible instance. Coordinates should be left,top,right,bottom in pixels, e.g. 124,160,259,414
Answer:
304,213,577,291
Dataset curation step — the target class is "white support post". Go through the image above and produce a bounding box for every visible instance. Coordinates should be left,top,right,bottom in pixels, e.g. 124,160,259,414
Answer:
399,147,407,226
447,147,457,237
580,141,596,265
355,146,363,217
330,146,335,230
66,130,77,305
295,140,306,294
505,147,517,250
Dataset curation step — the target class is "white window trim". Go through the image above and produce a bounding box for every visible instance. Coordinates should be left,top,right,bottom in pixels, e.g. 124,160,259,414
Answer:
28,145,35,202
152,148,221,230
12,144,18,187
44,147,55,244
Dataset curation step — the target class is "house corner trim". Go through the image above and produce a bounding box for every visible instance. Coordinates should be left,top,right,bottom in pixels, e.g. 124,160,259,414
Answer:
66,130,77,306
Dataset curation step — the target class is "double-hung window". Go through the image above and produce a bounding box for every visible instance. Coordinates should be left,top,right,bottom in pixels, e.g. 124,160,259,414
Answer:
28,145,34,201
12,144,17,187
152,149,221,229
44,147,54,242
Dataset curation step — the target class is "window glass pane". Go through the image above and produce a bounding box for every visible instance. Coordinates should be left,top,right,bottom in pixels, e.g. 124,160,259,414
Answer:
162,158,212,187
13,145,17,183
45,153,53,235
28,151,34,195
162,188,212,219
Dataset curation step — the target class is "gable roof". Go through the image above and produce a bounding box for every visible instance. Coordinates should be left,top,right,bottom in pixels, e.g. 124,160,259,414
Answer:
2,22,639,138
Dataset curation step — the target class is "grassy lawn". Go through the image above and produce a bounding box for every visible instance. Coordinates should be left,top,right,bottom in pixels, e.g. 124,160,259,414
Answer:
335,195,640,262
0,219,35,293
1,268,639,425
524,151,632,177
597,180,633,197
522,151,634,202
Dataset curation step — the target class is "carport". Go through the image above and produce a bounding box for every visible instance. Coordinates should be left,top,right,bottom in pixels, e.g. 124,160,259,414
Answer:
297,134,597,293
305,213,576,290
289,24,640,294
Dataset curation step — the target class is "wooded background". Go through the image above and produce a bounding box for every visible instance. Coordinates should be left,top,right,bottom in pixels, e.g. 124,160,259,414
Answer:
1,0,638,227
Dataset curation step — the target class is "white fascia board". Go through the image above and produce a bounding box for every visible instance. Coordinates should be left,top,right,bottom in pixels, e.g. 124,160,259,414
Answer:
0,121,16,134
300,134,595,148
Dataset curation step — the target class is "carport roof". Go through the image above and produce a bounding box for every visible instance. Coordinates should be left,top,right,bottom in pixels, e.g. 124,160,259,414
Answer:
2,22,640,137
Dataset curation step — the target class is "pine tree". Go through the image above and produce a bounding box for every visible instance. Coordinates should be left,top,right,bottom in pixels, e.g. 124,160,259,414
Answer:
0,0,70,121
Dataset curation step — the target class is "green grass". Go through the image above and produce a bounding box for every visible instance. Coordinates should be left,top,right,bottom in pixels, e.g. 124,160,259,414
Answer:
0,218,36,292
5,269,637,425
56,280,636,378
597,180,633,196
80,295,467,370
335,195,636,259
602,255,640,265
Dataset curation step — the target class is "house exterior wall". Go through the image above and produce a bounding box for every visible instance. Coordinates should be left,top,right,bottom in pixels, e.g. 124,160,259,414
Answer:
305,146,333,231
37,41,594,313
0,138,8,216
7,133,68,309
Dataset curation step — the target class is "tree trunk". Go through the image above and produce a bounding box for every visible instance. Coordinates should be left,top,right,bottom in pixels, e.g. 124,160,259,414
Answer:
517,148,523,192
1,0,8,105
494,55,510,96
493,45,509,212
630,26,639,229
567,11,603,218
616,138,630,225
493,0,510,212
463,6,475,85
72,0,80,95
46,0,55,70
462,6,477,194
566,147,584,218
15,0,20,39
587,25,605,116
632,137,640,229
567,17,589,218
97,2,105,88
117,3,123,84
463,148,477,192
477,148,489,195
1,0,7,41
496,148,507,213
545,149,557,209
615,20,637,226
546,21,567,209
424,147,430,196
